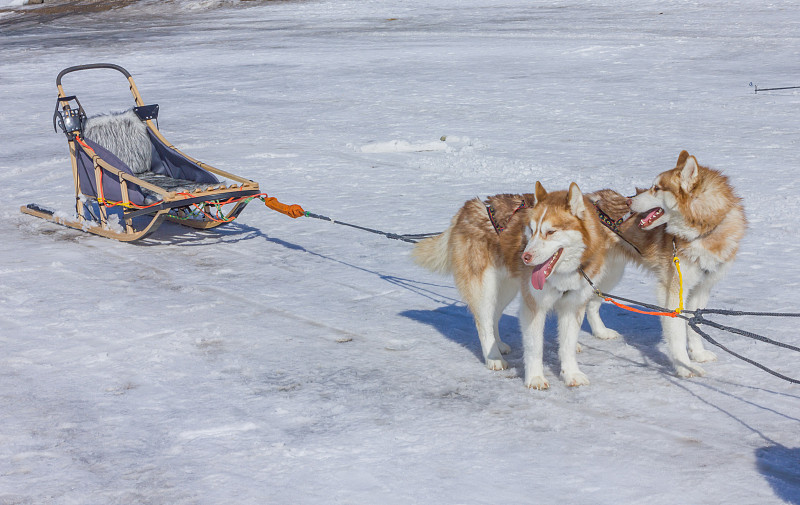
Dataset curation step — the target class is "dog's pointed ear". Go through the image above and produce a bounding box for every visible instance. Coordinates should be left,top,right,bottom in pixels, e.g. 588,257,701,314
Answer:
676,150,690,168
568,182,586,218
680,155,699,192
534,181,547,205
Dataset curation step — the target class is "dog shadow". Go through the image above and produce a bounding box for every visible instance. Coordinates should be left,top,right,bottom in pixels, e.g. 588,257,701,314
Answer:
583,302,676,371
134,219,676,376
756,445,800,503
400,305,568,377
119,218,800,504
402,299,675,377
669,375,800,503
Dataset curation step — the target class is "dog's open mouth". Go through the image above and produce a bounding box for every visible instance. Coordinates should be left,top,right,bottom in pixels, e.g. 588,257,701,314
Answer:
531,248,563,290
639,207,664,229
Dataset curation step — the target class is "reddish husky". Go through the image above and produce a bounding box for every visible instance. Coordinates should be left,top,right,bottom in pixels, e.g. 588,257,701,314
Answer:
413,182,627,389
627,151,747,377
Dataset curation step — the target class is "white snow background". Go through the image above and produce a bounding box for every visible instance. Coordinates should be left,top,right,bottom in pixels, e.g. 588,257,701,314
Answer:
1,1,799,503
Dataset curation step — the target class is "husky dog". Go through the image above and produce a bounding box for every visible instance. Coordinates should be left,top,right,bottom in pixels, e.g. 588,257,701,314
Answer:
627,150,747,377
413,182,626,389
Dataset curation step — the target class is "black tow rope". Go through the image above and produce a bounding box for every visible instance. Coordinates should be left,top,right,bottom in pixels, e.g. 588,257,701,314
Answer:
688,309,800,384
305,209,800,384
586,275,800,384
303,211,439,244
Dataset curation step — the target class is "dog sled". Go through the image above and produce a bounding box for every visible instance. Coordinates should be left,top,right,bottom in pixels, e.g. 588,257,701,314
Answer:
21,63,302,242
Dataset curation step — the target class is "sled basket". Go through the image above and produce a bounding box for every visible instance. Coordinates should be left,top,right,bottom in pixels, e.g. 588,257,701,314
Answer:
21,63,261,241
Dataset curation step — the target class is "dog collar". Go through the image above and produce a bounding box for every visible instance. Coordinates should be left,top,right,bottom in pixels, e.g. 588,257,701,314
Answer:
594,203,642,255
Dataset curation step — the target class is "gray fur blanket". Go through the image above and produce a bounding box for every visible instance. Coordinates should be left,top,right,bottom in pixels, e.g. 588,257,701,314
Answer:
83,109,152,175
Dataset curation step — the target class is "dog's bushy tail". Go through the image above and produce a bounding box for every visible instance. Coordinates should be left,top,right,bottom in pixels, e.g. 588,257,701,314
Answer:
411,228,452,274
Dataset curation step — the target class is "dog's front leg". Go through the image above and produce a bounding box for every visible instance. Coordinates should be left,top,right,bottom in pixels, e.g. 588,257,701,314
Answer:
587,256,624,340
520,291,549,390
586,297,622,340
662,279,705,378
558,305,590,387
685,275,720,363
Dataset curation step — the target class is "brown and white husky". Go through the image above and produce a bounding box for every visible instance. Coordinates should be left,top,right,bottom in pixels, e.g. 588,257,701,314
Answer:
625,150,747,378
412,182,627,389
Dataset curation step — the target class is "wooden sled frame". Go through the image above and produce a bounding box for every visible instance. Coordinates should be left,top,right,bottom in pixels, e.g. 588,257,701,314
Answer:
21,63,262,242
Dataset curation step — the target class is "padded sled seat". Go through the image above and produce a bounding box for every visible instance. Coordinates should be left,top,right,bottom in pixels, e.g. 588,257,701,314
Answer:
136,172,220,193
82,109,224,204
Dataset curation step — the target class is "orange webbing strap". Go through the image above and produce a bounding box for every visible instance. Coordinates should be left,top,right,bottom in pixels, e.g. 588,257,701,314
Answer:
579,266,682,319
74,135,97,157
73,134,108,203
264,197,305,218
603,297,680,318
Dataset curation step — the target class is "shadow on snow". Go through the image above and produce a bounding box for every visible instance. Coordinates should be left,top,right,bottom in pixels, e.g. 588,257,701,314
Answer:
756,445,800,504
140,219,675,374
401,296,675,378
108,218,800,503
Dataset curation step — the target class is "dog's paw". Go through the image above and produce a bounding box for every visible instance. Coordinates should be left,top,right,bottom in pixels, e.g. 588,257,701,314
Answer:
689,349,718,363
525,375,550,390
485,357,509,371
576,342,583,353
497,340,512,355
676,363,706,378
593,328,622,340
562,370,590,387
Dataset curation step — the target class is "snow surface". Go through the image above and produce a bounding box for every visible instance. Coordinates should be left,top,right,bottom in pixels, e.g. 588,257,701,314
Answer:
1,1,800,504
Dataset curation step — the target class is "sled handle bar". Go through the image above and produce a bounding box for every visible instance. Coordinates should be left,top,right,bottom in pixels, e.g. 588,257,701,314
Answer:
56,63,146,108
56,63,132,86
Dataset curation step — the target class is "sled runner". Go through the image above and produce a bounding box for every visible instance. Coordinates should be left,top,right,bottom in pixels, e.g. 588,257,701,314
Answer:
21,63,274,241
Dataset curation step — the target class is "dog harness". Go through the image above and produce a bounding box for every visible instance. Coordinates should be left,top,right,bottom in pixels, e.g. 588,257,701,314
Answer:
485,196,644,256
485,199,527,234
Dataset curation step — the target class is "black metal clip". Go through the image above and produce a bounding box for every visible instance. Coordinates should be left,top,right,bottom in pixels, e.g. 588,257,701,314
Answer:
53,95,87,140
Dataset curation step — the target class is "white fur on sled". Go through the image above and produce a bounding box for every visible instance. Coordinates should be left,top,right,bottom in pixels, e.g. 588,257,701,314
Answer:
84,109,152,175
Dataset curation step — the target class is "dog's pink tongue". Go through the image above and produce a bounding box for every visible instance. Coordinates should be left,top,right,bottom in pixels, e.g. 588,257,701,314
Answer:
531,262,548,290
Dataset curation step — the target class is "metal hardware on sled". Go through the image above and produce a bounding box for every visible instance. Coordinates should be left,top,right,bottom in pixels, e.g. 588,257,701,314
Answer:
53,95,86,140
